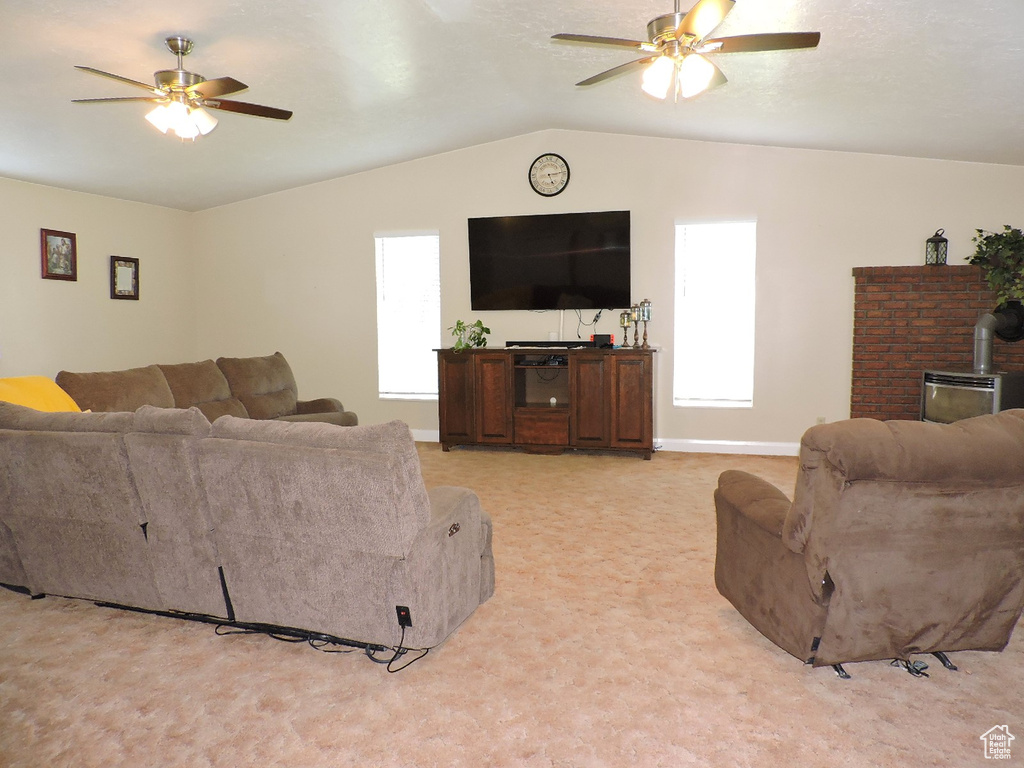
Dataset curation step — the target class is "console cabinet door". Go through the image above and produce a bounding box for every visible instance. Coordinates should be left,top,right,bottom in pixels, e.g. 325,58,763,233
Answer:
438,351,475,447
474,352,514,444
571,354,609,448
609,353,653,451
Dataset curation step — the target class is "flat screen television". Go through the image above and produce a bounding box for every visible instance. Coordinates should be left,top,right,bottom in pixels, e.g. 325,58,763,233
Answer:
468,210,630,311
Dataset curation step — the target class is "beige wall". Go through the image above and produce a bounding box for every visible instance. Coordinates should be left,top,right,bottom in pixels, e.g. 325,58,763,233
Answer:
0,177,194,378
6,129,1024,448
190,130,1024,448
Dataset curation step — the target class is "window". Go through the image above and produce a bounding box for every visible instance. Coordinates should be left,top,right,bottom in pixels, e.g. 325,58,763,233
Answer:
375,233,441,400
673,221,756,408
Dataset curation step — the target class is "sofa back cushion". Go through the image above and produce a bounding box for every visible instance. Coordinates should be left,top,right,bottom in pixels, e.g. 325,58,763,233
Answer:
785,409,1024,551
56,364,174,412
158,360,249,421
0,402,161,609
216,352,298,420
201,418,429,556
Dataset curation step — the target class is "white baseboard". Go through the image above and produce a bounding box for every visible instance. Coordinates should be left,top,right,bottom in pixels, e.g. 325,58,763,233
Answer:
411,429,440,443
655,438,799,457
413,430,798,457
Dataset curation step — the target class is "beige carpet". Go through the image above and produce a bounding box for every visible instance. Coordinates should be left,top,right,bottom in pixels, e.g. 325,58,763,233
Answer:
1,445,1020,767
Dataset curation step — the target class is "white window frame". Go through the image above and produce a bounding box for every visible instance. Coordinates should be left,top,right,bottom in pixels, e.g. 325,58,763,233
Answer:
673,221,756,409
374,232,441,401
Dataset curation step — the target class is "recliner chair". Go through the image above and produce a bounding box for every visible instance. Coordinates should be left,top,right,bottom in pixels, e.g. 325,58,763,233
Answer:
714,410,1024,676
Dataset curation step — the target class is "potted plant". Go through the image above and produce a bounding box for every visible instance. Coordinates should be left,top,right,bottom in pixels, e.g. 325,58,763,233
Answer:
970,225,1024,303
449,319,491,350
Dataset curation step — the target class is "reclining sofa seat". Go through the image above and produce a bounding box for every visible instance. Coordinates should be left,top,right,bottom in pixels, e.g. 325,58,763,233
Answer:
0,406,164,608
0,401,494,651
714,409,1024,669
199,416,495,649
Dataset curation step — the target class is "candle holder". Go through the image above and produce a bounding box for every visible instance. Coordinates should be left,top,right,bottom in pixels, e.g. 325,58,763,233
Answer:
630,304,641,348
639,298,652,349
619,310,631,348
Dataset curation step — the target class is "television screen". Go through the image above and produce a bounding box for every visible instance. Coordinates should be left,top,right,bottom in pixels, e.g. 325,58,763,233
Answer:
468,210,630,311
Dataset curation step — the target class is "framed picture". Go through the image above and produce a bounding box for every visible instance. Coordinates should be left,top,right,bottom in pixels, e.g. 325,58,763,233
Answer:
110,256,139,300
40,229,77,281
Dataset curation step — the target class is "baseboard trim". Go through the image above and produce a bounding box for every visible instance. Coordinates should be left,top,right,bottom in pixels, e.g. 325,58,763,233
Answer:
655,438,799,457
411,429,441,443
413,430,798,456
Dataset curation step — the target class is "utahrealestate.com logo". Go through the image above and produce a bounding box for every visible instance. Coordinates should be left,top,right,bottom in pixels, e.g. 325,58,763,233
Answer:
980,725,1015,760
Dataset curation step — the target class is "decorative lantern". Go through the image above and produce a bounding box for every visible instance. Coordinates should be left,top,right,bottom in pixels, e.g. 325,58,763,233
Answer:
926,229,948,265
639,299,652,349
619,310,631,348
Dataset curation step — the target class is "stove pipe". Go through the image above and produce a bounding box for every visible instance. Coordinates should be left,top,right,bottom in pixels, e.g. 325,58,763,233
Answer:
973,313,1001,373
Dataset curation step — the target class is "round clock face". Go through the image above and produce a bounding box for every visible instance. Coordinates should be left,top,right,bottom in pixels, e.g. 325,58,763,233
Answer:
529,153,570,197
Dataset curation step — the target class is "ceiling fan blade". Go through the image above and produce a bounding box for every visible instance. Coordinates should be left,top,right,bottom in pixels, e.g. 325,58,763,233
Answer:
72,97,165,104
576,57,656,87
74,65,161,95
701,31,821,54
552,33,657,53
204,99,293,120
676,0,735,40
187,76,248,99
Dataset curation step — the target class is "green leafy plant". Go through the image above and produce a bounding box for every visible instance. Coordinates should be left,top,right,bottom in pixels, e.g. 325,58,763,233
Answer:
970,225,1024,303
449,319,491,350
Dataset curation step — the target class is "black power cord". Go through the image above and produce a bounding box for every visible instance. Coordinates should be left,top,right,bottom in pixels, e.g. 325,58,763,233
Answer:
573,309,603,339
365,625,430,673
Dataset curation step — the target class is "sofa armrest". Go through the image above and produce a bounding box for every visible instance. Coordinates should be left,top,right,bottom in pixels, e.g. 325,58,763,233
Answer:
715,470,792,542
295,397,345,415
392,486,492,649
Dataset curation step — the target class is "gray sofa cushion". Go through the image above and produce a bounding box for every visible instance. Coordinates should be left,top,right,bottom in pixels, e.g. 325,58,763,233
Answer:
205,418,429,554
56,365,174,413
0,402,161,609
157,360,249,421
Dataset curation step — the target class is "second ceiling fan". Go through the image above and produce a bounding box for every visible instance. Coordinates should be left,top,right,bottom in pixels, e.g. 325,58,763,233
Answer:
552,0,820,100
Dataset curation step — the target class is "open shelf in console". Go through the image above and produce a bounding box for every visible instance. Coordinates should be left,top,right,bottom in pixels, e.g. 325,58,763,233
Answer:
513,353,569,408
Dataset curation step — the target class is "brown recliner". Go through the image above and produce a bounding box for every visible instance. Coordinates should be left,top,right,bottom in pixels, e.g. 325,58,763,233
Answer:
715,409,1024,675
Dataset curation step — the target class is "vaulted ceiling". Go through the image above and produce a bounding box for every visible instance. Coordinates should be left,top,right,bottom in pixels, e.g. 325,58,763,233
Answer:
3,0,1023,211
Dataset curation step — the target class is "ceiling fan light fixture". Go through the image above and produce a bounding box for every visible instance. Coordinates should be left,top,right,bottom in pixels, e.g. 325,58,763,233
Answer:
678,53,716,98
190,106,218,136
144,103,174,133
641,55,675,99
173,117,200,141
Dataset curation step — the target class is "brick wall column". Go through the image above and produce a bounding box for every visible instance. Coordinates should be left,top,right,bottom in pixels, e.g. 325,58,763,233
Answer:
851,265,1024,420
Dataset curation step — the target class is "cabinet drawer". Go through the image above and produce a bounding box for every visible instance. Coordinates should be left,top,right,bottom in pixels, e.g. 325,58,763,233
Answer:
515,409,569,445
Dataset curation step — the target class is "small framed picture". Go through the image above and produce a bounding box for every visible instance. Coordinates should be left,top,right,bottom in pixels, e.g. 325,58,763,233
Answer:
41,229,77,281
110,256,139,300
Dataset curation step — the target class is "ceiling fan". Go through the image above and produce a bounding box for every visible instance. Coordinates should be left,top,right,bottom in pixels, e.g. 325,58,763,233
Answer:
73,36,293,140
552,0,820,101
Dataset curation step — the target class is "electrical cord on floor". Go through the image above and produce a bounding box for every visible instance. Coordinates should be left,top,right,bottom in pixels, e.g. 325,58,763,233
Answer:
215,624,305,643
216,624,361,653
365,625,429,673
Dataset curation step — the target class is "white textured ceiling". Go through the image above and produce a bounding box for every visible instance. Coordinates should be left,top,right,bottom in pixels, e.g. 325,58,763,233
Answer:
2,0,1023,211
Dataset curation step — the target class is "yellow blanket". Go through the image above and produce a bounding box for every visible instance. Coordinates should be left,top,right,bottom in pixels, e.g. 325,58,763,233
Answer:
0,376,82,412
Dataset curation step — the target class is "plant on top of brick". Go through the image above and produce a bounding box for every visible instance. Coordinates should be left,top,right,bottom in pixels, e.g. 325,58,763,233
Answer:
970,225,1024,303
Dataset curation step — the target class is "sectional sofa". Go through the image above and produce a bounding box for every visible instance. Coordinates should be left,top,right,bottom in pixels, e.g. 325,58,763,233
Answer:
0,402,494,652
56,351,358,426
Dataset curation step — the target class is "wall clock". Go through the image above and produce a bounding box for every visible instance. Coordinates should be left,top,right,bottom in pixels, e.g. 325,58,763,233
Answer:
529,153,570,197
